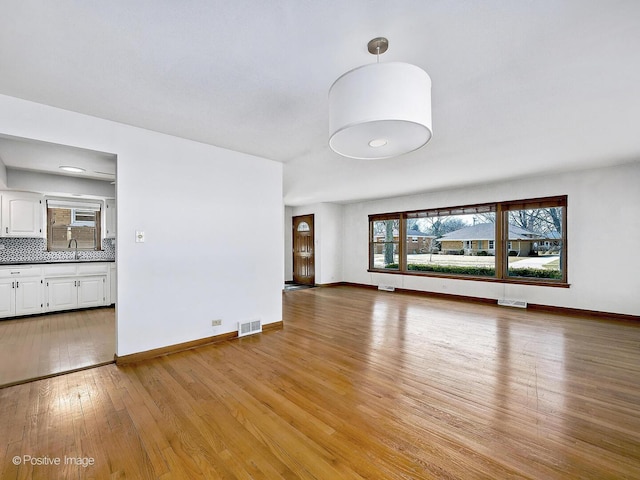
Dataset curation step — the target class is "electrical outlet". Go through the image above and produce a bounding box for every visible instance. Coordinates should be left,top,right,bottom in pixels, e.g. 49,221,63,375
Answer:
211,319,222,327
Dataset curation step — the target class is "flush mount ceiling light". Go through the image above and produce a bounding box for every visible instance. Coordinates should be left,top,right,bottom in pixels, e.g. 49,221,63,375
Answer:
329,37,432,160
59,165,86,173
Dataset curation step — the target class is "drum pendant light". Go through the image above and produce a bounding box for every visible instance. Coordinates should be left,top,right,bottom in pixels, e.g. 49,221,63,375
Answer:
329,37,432,160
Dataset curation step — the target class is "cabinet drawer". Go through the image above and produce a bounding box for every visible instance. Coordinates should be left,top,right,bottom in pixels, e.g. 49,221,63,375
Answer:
0,266,43,278
43,264,77,276
77,263,110,275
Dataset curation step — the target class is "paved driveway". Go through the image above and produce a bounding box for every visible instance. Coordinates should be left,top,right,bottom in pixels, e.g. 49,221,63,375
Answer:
508,255,559,269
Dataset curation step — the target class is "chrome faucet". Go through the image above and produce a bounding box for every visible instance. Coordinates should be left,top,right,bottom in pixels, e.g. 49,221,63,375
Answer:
68,238,80,260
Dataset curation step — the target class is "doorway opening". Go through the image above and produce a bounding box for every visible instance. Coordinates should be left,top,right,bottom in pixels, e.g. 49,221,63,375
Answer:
0,135,117,388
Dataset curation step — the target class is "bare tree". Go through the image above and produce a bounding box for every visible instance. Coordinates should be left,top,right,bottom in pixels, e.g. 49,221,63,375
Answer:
472,212,496,225
373,219,399,266
473,208,562,236
416,217,468,237
507,208,562,237
384,220,395,265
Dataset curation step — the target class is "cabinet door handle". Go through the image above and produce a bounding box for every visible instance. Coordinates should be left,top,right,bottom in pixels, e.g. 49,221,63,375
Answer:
5,227,7,234
12,282,14,288
16,281,19,288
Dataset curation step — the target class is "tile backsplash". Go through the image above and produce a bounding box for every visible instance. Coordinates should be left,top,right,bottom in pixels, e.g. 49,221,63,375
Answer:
0,237,115,263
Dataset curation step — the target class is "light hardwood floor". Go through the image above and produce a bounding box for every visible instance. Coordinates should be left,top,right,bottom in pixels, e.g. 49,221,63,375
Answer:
0,307,115,387
1,286,639,479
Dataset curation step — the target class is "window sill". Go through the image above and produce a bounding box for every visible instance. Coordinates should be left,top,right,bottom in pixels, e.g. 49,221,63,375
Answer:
367,268,570,288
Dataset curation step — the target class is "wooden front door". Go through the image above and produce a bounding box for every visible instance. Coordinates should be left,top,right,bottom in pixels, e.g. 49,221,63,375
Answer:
292,214,315,285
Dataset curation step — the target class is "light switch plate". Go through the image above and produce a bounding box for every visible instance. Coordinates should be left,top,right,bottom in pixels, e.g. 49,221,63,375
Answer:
135,231,145,243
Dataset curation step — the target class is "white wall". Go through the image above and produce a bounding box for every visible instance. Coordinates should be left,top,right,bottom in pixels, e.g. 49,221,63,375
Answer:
342,162,640,316
290,203,343,285
317,203,343,285
0,94,283,356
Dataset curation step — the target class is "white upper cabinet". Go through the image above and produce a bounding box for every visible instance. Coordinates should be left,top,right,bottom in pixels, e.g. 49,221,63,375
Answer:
104,198,116,238
1,191,44,238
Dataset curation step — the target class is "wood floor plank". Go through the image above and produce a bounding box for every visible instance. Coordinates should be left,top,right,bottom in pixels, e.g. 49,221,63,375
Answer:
1,286,639,479
0,307,115,387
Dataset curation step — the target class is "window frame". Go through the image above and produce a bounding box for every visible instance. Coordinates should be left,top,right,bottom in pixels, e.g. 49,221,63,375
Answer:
369,214,403,271
368,195,568,287
499,196,567,284
70,208,97,227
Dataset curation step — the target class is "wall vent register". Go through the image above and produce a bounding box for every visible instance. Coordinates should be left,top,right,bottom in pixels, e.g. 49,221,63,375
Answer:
238,319,262,337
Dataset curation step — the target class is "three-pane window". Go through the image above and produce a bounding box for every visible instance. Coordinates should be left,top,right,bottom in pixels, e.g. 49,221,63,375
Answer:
369,196,567,285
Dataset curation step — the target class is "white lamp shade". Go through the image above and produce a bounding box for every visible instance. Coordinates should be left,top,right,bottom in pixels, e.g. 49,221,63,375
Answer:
329,62,432,159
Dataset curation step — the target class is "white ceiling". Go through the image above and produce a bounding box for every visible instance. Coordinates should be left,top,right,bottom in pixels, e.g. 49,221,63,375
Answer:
0,135,116,181
0,1,639,206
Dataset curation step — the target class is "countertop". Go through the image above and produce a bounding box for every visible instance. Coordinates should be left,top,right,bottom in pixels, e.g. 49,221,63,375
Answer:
0,259,115,266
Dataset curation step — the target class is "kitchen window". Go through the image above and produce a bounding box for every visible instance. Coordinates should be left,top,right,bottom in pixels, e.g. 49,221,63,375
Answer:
46,200,102,251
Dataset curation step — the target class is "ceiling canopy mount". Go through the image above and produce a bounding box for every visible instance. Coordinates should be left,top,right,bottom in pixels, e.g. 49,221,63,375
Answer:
367,37,389,56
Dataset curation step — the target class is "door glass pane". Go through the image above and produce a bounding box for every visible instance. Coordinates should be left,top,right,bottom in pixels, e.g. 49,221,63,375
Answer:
297,221,310,232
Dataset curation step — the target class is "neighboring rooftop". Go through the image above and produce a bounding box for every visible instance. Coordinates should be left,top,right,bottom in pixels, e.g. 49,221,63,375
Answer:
440,223,545,241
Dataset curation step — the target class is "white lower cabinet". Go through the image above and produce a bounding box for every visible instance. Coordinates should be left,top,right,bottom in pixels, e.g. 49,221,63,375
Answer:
0,279,13,317
15,276,43,315
0,263,112,317
0,268,43,318
46,277,78,311
45,275,107,312
0,278,43,318
109,263,116,305
78,276,107,308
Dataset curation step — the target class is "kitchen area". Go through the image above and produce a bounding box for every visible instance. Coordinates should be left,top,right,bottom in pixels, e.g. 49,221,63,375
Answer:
0,135,116,387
